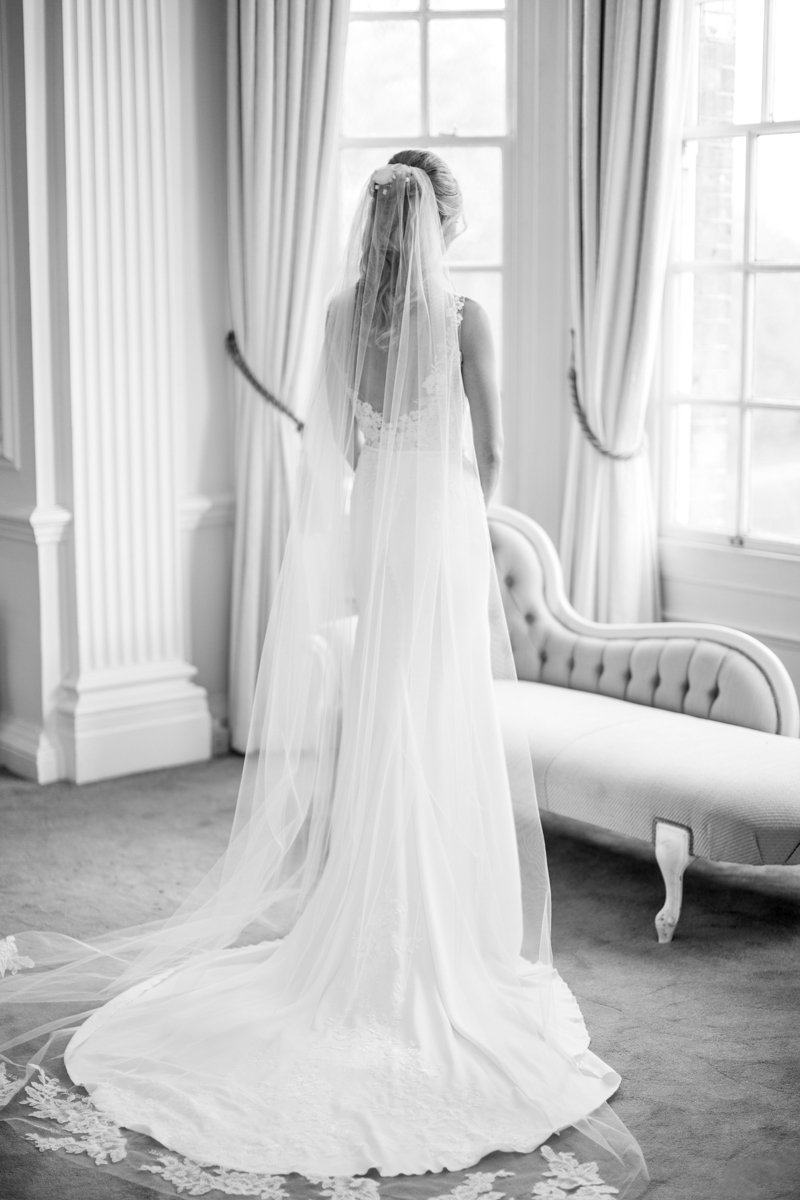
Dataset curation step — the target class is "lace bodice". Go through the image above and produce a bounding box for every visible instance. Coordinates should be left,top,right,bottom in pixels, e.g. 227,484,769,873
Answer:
352,294,465,451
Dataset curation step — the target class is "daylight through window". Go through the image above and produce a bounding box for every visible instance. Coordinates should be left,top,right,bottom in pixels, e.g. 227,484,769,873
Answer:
661,0,800,550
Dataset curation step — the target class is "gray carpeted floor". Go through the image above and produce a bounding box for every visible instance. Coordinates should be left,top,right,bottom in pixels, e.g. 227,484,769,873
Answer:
0,757,799,1200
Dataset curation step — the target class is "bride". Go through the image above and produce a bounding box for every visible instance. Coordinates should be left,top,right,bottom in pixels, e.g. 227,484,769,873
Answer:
0,152,647,1197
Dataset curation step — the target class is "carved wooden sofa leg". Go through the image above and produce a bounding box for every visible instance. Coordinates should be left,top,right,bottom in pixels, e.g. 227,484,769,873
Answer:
654,821,695,944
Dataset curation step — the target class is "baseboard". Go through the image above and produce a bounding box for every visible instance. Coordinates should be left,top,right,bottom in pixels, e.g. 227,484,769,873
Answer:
54,668,213,784
0,716,62,783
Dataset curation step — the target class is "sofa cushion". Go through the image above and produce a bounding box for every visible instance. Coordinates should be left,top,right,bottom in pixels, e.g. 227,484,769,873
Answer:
495,680,800,868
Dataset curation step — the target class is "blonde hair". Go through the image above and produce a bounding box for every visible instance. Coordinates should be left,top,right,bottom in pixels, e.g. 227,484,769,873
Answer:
361,152,462,348
388,149,463,244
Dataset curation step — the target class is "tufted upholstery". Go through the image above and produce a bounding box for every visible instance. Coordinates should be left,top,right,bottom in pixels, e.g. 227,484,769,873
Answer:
489,510,799,738
486,507,800,938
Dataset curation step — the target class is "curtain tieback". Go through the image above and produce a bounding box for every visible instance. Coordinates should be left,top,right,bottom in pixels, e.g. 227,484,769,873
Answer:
225,331,305,434
568,331,643,461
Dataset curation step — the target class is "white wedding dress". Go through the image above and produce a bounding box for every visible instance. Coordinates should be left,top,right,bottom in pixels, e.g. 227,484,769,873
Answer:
0,165,645,1197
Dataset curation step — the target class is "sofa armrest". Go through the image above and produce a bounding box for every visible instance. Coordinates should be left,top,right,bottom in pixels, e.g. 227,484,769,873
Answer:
488,505,800,737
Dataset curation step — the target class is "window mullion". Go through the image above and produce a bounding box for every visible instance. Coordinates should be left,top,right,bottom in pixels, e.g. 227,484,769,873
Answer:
737,405,752,543
737,129,756,545
420,5,429,139
762,0,774,122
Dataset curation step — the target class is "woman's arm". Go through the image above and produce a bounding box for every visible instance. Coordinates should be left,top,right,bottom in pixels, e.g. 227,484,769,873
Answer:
459,298,503,503
324,293,362,469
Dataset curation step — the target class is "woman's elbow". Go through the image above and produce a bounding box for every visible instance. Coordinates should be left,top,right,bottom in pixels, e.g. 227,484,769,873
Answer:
483,440,503,471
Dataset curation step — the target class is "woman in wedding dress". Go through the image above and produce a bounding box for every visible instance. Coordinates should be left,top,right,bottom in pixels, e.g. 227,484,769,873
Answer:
0,153,647,1197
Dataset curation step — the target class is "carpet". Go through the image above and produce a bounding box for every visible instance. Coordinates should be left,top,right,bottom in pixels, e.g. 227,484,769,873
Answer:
0,758,798,1200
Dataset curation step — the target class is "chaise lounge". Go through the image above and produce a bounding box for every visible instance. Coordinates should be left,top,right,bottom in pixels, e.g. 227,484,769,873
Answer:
488,505,800,943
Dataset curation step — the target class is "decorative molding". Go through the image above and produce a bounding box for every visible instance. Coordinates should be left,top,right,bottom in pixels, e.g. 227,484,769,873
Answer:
179,493,235,533
61,0,182,672
0,716,61,784
30,0,213,781
0,1,21,471
30,505,72,545
54,675,211,785
0,506,72,546
0,512,34,545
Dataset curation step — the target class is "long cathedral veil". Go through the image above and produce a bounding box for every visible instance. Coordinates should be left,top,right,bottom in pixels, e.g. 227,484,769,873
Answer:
0,165,646,1195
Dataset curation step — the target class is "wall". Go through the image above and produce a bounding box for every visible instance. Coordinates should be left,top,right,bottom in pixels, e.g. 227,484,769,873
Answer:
171,0,234,739
660,539,800,698
0,0,54,779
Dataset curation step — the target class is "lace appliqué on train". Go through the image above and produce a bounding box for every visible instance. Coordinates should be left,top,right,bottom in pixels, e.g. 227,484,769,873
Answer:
20,1070,128,1164
0,1062,20,1105
141,1154,291,1197
11,1070,618,1198
431,1169,513,1200
0,935,34,978
309,1178,381,1200
532,1146,619,1198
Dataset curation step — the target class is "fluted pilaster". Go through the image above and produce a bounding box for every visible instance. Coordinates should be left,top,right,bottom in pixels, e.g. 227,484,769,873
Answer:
52,0,210,780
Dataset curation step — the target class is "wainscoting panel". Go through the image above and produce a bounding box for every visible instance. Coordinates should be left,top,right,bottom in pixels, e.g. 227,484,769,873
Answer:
661,537,800,699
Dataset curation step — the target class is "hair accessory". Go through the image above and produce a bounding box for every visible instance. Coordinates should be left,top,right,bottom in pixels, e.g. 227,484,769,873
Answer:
370,165,414,195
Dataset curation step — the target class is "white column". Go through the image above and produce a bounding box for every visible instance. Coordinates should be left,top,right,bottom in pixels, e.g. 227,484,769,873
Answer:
34,0,209,782
48,0,211,782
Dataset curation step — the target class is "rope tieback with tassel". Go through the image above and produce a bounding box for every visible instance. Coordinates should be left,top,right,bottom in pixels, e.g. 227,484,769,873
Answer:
225,331,305,434
568,330,643,462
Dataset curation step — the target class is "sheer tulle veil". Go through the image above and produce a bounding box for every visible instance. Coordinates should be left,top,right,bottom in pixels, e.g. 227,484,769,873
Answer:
0,164,646,1195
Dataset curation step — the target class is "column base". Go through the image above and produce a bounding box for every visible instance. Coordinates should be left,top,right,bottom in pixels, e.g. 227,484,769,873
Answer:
55,663,212,784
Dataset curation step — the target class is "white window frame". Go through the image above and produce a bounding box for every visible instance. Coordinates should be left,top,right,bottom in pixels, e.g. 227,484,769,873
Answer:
659,0,800,557
338,1,517,399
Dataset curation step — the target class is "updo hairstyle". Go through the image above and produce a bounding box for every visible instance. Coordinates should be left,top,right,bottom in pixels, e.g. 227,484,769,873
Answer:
388,149,464,245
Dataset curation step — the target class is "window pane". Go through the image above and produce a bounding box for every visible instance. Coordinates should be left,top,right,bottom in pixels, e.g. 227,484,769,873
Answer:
674,271,742,397
672,403,739,531
435,147,502,265
343,22,421,137
694,0,763,126
753,273,800,400
449,270,502,373
772,0,800,121
351,0,417,9
749,408,800,539
755,134,800,262
429,19,505,136
679,137,745,261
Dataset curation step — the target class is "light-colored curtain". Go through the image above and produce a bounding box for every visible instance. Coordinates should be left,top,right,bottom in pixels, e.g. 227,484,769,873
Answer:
560,0,691,623
227,0,348,750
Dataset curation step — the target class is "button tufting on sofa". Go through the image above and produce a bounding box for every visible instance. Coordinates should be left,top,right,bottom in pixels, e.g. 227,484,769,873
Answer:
488,504,800,945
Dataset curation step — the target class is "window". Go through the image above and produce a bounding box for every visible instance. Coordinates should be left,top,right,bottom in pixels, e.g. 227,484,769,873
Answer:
338,0,512,375
660,0,800,551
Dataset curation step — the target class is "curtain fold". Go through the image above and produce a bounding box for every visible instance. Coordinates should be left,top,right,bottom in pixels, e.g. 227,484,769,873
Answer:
559,0,691,623
227,0,349,750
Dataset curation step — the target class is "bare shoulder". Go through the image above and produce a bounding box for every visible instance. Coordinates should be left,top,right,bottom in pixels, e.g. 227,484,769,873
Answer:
459,297,492,350
326,287,357,327
458,297,494,361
